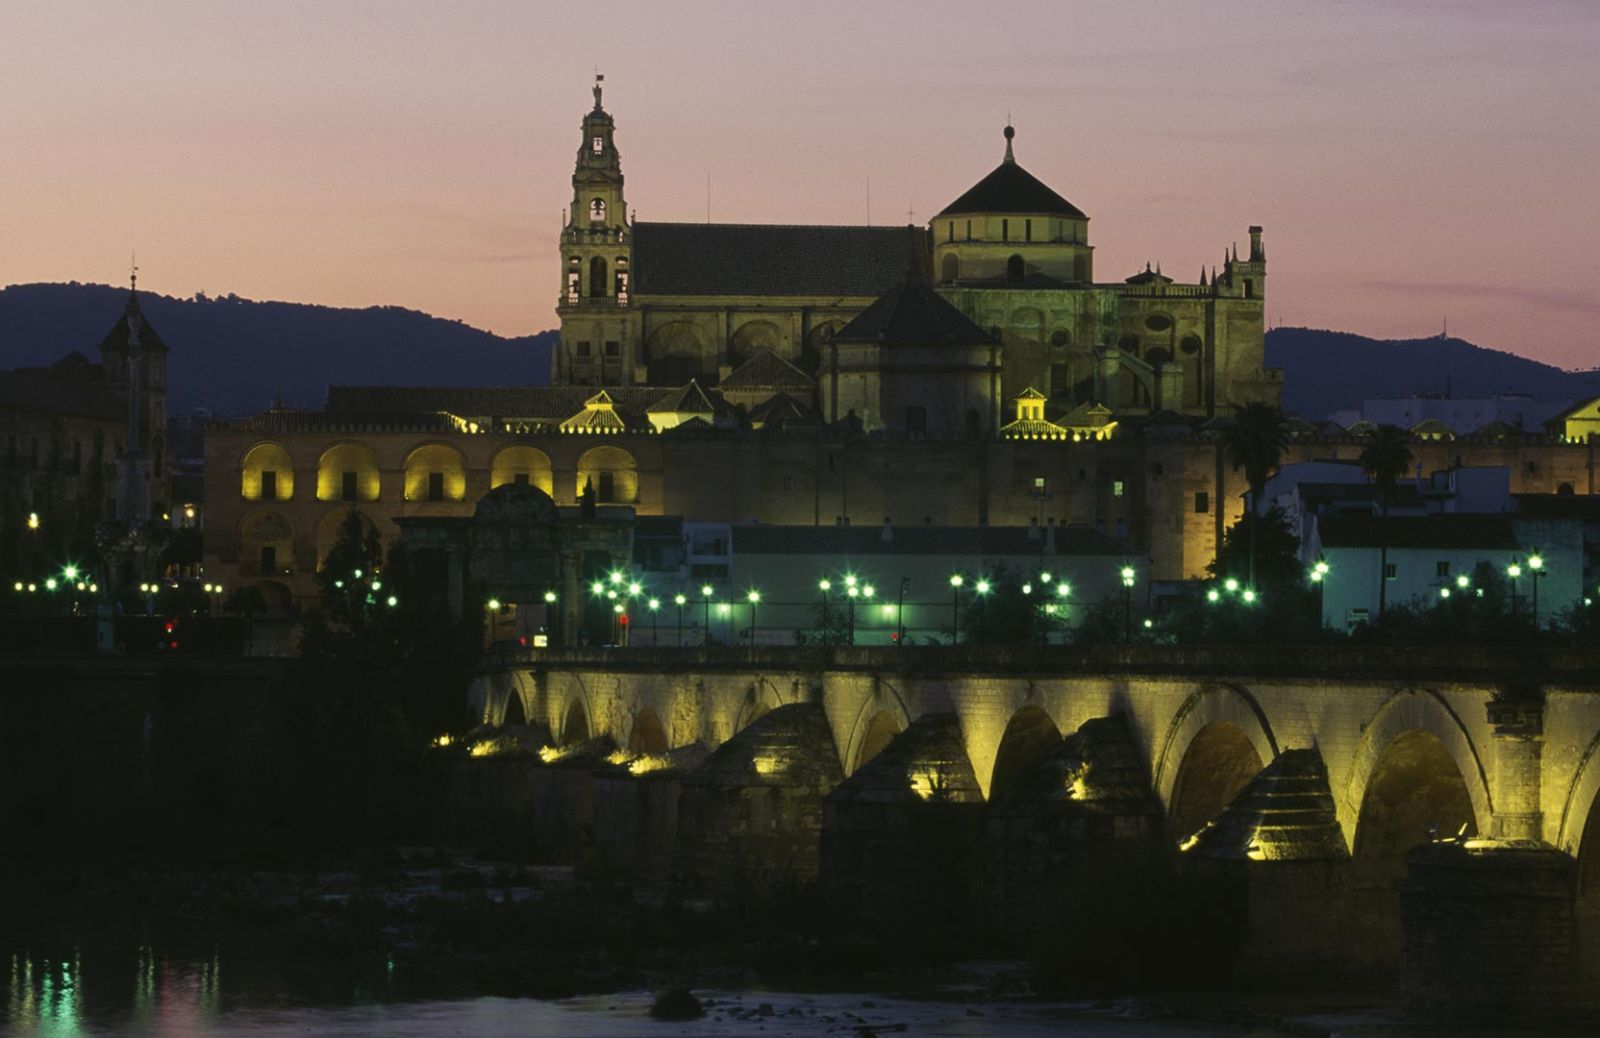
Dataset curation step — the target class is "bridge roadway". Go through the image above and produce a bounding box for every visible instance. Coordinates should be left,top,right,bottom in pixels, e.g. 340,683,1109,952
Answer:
473,644,1600,858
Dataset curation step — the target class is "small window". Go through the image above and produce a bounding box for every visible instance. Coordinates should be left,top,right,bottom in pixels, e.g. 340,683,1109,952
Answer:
604,340,620,357
589,198,606,222
946,222,954,242
1025,218,1032,242
615,270,629,303
1113,479,1125,498
566,272,580,303
591,135,603,154
597,470,616,503
1194,491,1209,514
1002,218,1009,242
341,471,358,502
905,405,927,439
1243,279,1255,299
576,340,592,357
261,470,278,501
965,219,971,241
427,471,445,502
260,545,277,574
1435,561,1451,578
1384,562,1397,580
513,472,529,486
589,256,607,296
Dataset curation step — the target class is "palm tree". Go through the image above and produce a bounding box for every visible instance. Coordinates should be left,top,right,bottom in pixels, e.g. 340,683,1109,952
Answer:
1219,402,1291,590
1359,425,1414,617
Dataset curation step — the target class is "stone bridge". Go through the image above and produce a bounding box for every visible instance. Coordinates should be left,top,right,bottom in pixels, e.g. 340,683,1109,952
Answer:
469,644,1600,1010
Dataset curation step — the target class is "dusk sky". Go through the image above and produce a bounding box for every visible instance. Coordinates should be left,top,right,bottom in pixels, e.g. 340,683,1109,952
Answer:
4,1,1598,369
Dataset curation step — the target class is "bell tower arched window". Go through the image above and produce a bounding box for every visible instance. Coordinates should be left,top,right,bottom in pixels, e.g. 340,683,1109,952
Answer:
589,257,607,298
589,198,607,223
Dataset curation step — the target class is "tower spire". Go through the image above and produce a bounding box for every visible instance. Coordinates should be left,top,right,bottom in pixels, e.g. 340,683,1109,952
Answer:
592,70,604,110
1002,123,1015,164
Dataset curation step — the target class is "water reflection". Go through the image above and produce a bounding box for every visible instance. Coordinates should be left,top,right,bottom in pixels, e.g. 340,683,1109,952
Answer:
8,946,220,1037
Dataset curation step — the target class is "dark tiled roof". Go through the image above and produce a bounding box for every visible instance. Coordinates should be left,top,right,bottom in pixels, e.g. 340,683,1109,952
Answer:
732,523,1130,558
1318,514,1520,550
631,222,925,297
937,160,1086,219
1124,263,1173,285
831,277,994,346
747,392,815,426
0,368,122,421
720,349,814,390
646,379,718,414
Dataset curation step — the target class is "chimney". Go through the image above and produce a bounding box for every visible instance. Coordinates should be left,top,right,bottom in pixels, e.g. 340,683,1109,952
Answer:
1248,225,1264,262
1028,516,1041,540
881,517,893,543
1045,517,1057,554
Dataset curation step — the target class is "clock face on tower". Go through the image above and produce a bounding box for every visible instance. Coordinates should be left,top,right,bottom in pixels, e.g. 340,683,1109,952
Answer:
592,136,603,154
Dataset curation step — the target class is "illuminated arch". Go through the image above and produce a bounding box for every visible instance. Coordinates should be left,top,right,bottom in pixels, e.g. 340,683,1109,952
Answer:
841,683,912,776
562,696,591,745
1340,689,1490,850
240,441,294,501
1556,725,1600,854
403,443,467,502
313,507,378,571
316,442,380,502
989,705,1063,804
489,444,554,495
629,709,670,755
733,676,786,734
1153,683,1278,817
576,444,638,504
940,253,959,283
1167,721,1265,842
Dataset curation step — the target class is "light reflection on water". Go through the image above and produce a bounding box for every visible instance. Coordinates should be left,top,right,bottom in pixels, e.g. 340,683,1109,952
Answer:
4,951,1274,1038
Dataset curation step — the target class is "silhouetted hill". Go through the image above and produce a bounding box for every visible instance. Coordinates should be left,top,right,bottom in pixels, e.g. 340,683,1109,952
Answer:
1267,327,1599,419
0,283,553,416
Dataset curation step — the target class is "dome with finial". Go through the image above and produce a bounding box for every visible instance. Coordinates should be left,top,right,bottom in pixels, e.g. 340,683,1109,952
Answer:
937,124,1085,219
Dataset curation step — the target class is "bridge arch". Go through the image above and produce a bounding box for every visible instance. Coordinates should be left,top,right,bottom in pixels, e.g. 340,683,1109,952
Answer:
989,705,1063,805
841,682,911,775
1340,688,1491,849
733,677,786,735
1153,683,1278,822
629,708,670,755
1556,727,1600,855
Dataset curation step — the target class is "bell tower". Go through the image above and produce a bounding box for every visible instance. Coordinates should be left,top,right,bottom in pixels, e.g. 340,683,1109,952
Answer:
555,74,636,385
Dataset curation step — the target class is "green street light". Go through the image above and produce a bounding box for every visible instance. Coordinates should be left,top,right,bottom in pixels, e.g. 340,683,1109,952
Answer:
1039,571,1052,584
63,565,79,581
974,579,991,595
1224,578,1240,593
700,584,714,647
544,590,557,604
1508,562,1523,579
1456,574,1471,589
591,580,605,595
649,597,661,609
11,581,21,592
818,578,831,592
1242,589,1258,604
1021,583,1033,595
1529,554,1544,572
949,574,964,588
1439,587,1451,599
487,598,501,611
1120,566,1136,587
1056,582,1070,598
862,584,875,599
948,574,964,645
628,582,642,596
1206,588,1221,603
674,593,686,605
701,584,714,597
746,589,761,604
386,595,398,607
610,570,624,585
45,578,57,591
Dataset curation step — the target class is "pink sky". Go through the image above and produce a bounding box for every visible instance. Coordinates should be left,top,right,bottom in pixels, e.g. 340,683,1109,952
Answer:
3,1,1598,369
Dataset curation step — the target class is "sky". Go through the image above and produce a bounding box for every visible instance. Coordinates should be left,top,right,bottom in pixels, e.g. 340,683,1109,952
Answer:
3,0,1599,369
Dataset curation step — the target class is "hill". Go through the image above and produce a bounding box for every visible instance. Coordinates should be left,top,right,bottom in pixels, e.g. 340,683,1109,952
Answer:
1266,327,1599,420
0,283,554,416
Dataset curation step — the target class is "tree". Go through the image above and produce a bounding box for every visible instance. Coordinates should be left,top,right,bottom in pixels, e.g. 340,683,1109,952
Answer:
1217,402,1291,590
1358,425,1414,617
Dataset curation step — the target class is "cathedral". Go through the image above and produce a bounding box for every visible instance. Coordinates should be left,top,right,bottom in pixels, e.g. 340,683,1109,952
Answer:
557,75,1281,431
198,80,1593,618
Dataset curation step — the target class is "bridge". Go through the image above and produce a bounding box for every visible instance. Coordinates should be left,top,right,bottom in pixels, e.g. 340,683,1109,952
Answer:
470,644,1600,1011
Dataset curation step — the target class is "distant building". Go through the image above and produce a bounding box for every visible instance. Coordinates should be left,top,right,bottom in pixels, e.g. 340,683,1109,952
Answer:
0,287,169,581
1327,393,1566,438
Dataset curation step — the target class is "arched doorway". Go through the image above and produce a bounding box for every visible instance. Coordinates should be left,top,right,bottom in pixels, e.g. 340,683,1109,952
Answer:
1167,721,1264,843
1578,788,1600,992
503,690,527,727
1350,730,1477,970
989,706,1061,804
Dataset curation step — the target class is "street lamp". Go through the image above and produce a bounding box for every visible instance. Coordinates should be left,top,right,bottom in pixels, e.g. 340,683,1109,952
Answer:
896,577,909,645
648,597,660,645
949,573,964,645
818,578,832,643
1528,552,1545,628
674,592,687,646
746,589,761,645
487,598,502,644
701,584,714,646
1120,565,1136,642
1508,561,1523,626
846,583,859,645
973,578,991,645
544,589,559,646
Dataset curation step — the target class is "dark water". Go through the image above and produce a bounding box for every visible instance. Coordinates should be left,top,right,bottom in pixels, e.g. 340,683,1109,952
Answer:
3,947,1301,1037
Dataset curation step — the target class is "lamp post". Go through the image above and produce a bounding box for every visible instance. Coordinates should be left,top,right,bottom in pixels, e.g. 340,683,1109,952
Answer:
1310,558,1329,628
746,589,760,645
1508,561,1523,628
674,592,687,646
949,573,964,645
818,578,832,643
648,597,660,646
846,583,859,645
1528,552,1544,630
1120,565,1136,642
701,583,713,646
487,597,502,645
896,577,909,645
862,584,875,644
972,578,992,645
544,589,558,647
